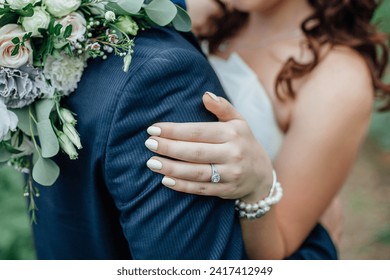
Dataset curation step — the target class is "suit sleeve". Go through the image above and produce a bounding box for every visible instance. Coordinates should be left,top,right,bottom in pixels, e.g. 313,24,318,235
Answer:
171,0,186,9
104,48,244,259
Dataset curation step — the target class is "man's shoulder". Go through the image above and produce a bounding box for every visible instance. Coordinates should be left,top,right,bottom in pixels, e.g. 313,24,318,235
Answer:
79,27,205,91
133,27,203,61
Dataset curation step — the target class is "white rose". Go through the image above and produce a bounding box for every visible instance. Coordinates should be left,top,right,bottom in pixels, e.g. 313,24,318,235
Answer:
6,0,37,10
0,24,33,69
43,54,85,95
88,1,108,16
22,7,51,37
58,12,86,43
0,99,18,142
42,0,81,18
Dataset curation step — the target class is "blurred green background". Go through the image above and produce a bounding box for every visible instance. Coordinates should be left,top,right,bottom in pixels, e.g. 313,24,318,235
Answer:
1,1,390,260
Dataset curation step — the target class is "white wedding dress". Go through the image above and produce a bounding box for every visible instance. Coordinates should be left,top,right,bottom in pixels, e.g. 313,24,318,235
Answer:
209,53,284,160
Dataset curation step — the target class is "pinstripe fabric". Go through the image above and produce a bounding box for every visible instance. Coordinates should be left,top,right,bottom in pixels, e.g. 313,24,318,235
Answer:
171,0,186,9
32,27,246,260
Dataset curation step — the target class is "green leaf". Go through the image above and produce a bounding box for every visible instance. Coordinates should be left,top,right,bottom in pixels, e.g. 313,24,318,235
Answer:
11,44,19,56
63,24,73,39
0,146,11,163
64,44,73,56
11,107,38,137
0,7,12,15
106,0,143,15
32,157,60,186
38,27,47,36
15,4,34,17
12,37,20,44
37,119,60,159
144,0,177,26
0,12,19,27
54,24,63,36
3,142,23,154
23,32,32,41
172,5,192,32
48,18,56,34
17,131,24,146
46,39,54,56
34,99,55,122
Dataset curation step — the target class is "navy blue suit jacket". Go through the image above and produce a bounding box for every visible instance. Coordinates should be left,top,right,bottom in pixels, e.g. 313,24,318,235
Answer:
33,26,246,260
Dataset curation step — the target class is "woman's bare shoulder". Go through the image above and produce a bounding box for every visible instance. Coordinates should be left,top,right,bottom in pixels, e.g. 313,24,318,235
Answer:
297,46,374,116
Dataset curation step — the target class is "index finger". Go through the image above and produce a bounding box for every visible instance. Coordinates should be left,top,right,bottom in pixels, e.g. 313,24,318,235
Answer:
147,122,230,143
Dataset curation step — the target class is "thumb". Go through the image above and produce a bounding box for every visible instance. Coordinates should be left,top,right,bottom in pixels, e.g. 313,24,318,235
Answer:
202,92,243,122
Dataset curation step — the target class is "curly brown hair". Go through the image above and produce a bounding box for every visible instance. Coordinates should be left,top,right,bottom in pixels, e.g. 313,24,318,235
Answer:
203,0,390,111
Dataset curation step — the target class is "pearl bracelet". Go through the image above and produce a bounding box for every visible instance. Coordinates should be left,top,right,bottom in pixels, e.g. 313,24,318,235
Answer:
235,170,283,220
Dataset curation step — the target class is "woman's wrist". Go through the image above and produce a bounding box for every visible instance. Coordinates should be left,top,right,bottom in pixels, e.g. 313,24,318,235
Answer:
240,163,274,203
236,170,283,220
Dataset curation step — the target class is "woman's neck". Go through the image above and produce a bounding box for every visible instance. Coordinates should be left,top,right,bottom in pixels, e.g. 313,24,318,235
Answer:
246,0,314,38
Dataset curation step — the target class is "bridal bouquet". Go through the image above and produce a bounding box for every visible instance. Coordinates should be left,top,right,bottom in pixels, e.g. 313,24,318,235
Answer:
0,0,191,220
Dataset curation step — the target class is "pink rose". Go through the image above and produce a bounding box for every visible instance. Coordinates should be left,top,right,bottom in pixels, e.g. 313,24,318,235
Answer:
0,24,33,69
58,12,87,44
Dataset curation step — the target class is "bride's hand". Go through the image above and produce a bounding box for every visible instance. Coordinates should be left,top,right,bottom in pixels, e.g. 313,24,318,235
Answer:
145,92,273,202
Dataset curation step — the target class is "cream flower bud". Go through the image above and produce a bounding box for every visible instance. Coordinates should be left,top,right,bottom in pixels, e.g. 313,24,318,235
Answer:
57,131,78,160
22,7,51,37
105,11,116,22
59,108,76,125
63,123,82,149
43,0,81,18
123,52,132,72
115,15,139,36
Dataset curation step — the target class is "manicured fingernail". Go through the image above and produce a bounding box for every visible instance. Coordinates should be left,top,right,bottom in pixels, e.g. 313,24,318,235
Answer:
147,126,161,136
147,159,163,170
145,139,158,151
206,91,220,102
162,177,176,187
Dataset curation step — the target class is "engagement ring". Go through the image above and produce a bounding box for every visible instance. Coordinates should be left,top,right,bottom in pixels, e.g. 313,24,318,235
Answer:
210,164,221,183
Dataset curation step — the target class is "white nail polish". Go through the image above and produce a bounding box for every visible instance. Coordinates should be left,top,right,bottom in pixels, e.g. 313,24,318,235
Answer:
162,177,176,187
145,139,158,151
147,126,161,136
147,159,163,170
206,91,220,103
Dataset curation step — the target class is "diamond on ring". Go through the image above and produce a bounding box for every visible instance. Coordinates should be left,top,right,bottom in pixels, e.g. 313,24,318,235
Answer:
210,164,221,183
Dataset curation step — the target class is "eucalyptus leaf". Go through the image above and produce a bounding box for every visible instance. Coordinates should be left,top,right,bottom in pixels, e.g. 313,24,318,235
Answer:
33,149,39,165
172,5,192,32
144,0,177,26
11,107,38,137
32,157,60,186
0,147,11,163
37,119,60,158
35,99,55,122
106,0,143,14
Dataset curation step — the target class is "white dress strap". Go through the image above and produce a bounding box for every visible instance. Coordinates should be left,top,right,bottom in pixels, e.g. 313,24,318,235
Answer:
209,53,284,160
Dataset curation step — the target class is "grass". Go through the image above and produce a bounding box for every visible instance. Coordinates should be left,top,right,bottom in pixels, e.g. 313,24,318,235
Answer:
0,167,35,260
